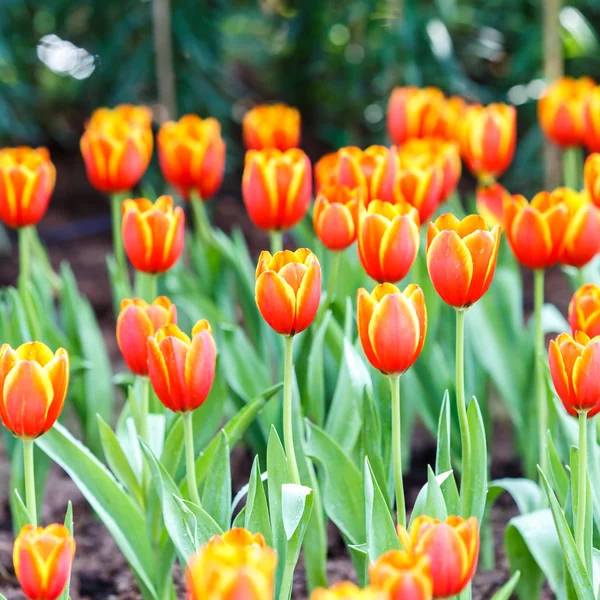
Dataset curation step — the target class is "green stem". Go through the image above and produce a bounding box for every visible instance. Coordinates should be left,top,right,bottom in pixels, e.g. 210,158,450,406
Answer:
279,560,296,600
456,309,472,517
111,192,127,268
139,377,150,497
391,375,406,528
18,226,32,291
283,335,301,485
23,441,37,527
323,251,342,310
135,272,157,302
576,410,588,561
183,412,202,506
190,189,212,246
270,231,283,255
534,269,548,476
563,147,582,190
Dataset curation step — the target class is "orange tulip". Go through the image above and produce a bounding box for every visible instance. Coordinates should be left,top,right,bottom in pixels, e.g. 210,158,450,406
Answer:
357,283,426,376
313,185,362,251
147,320,216,413
426,214,501,309
122,196,185,274
549,331,600,417
584,153,600,208
255,249,321,336
569,284,600,339
0,147,56,229
434,96,468,141
476,182,510,228
13,524,75,600
0,342,69,440
311,582,388,600
400,516,479,598
369,549,433,600
583,87,600,152
158,115,226,200
186,528,277,600
243,103,301,151
80,107,153,193
504,191,569,269
242,148,312,231
459,103,516,181
358,200,420,283
538,77,594,148
116,297,177,376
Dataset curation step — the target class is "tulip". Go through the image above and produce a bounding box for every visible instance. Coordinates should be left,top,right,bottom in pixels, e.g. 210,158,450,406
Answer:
369,549,433,600
476,182,510,228
459,103,516,182
243,103,301,151
569,284,600,339
87,104,153,129
0,147,56,229
426,213,501,309
583,87,600,152
538,77,594,148
435,96,468,141
584,153,600,208
311,582,388,599
157,115,226,201
400,516,479,598
187,528,277,600
13,524,76,600
313,185,362,251
357,200,420,283
122,196,185,274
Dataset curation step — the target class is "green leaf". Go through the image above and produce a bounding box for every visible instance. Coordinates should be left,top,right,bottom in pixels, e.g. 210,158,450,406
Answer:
410,471,453,526
490,571,521,600
305,311,331,426
487,479,543,515
11,488,31,530
201,431,231,531
347,544,369,587
547,432,570,507
425,466,448,520
570,446,593,577
174,497,224,548
244,456,272,546
161,417,185,477
59,502,74,600
282,484,313,540
435,391,460,514
466,397,488,523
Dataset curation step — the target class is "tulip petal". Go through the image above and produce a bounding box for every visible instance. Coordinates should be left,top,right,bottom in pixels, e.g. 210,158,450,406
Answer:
379,216,420,283
549,339,579,416
358,214,389,282
255,271,296,336
184,330,217,411
509,207,552,269
147,337,172,409
294,255,321,334
42,349,70,434
572,340,600,412
357,288,381,371
461,229,497,306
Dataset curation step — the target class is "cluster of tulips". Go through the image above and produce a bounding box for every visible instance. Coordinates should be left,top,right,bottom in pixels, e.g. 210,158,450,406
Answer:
1,75,600,600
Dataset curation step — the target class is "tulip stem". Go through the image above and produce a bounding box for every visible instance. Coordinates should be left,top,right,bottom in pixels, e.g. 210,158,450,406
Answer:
111,192,127,269
183,412,202,507
534,268,548,477
323,251,342,311
391,375,406,528
283,335,301,485
23,440,37,527
190,190,212,246
270,231,283,254
135,271,157,302
18,226,32,291
456,309,472,517
140,377,150,497
576,410,588,562
564,147,582,190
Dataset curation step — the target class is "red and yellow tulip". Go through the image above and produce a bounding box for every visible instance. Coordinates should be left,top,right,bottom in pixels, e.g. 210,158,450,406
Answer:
313,185,362,251
311,583,387,599
584,153,600,208
243,104,301,151
369,549,433,600
583,86,600,152
87,104,152,129
476,182,511,228
569,284,600,339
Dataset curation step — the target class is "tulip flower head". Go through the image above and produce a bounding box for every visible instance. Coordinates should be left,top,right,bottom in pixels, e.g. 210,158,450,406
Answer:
584,153,600,208
426,214,501,309
538,77,595,148
476,182,511,228
369,549,433,600
116,297,178,376
0,342,69,440
242,148,312,231
0,147,56,229
87,104,153,129
569,284,600,339
122,195,185,274
311,582,388,600
357,283,427,376
147,320,216,413
549,331,600,418
313,184,362,251
14,524,76,600
583,86,600,152
255,249,321,336
243,103,301,151
358,200,420,283
158,115,226,200
399,516,479,599
186,528,277,600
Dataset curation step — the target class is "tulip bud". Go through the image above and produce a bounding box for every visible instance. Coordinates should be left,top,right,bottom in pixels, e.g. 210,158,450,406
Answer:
158,115,226,200
369,549,433,600
116,297,178,376
311,582,388,599
87,104,153,129
147,320,217,413
242,148,312,231
584,153,600,208
358,200,420,283
569,284,600,339
122,195,185,274
186,528,277,600
583,87,600,152
426,214,501,309
357,283,427,376
476,182,510,228
0,343,69,440
255,249,321,336
0,147,56,229
313,185,362,251
243,104,301,151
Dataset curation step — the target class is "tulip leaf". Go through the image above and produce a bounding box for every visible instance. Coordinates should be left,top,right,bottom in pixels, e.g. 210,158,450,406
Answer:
233,506,246,528
425,465,448,520
570,446,594,577
547,432,570,507
161,416,185,477
410,471,453,527
244,456,272,546
466,397,488,523
174,497,224,548
59,502,74,600
490,570,522,600
487,479,544,516
347,543,369,588
435,391,460,515
201,430,231,532
11,488,31,531
282,483,312,540
305,310,331,427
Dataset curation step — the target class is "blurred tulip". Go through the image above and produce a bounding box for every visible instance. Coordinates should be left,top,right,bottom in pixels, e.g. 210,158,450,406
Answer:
313,185,362,250
243,104,301,151
87,104,152,129
80,108,153,193
426,214,501,309
358,200,420,283
569,284,600,338
583,87,600,152
0,342,69,439
504,191,569,269
147,320,216,413
14,524,75,600
357,283,426,376
242,148,311,231
187,528,276,600
459,103,516,181
158,115,226,200
476,182,510,228
549,331,600,417
311,583,387,599
369,549,433,600
116,297,177,376
538,77,594,148
0,147,56,229
401,516,479,598
435,96,468,141
122,196,185,274
584,153,600,207
255,249,321,336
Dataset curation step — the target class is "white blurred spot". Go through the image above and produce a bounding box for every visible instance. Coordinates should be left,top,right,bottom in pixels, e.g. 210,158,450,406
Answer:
345,43,364,64
37,34,95,80
427,19,452,60
527,79,547,100
364,104,383,124
329,24,350,46
507,85,528,106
